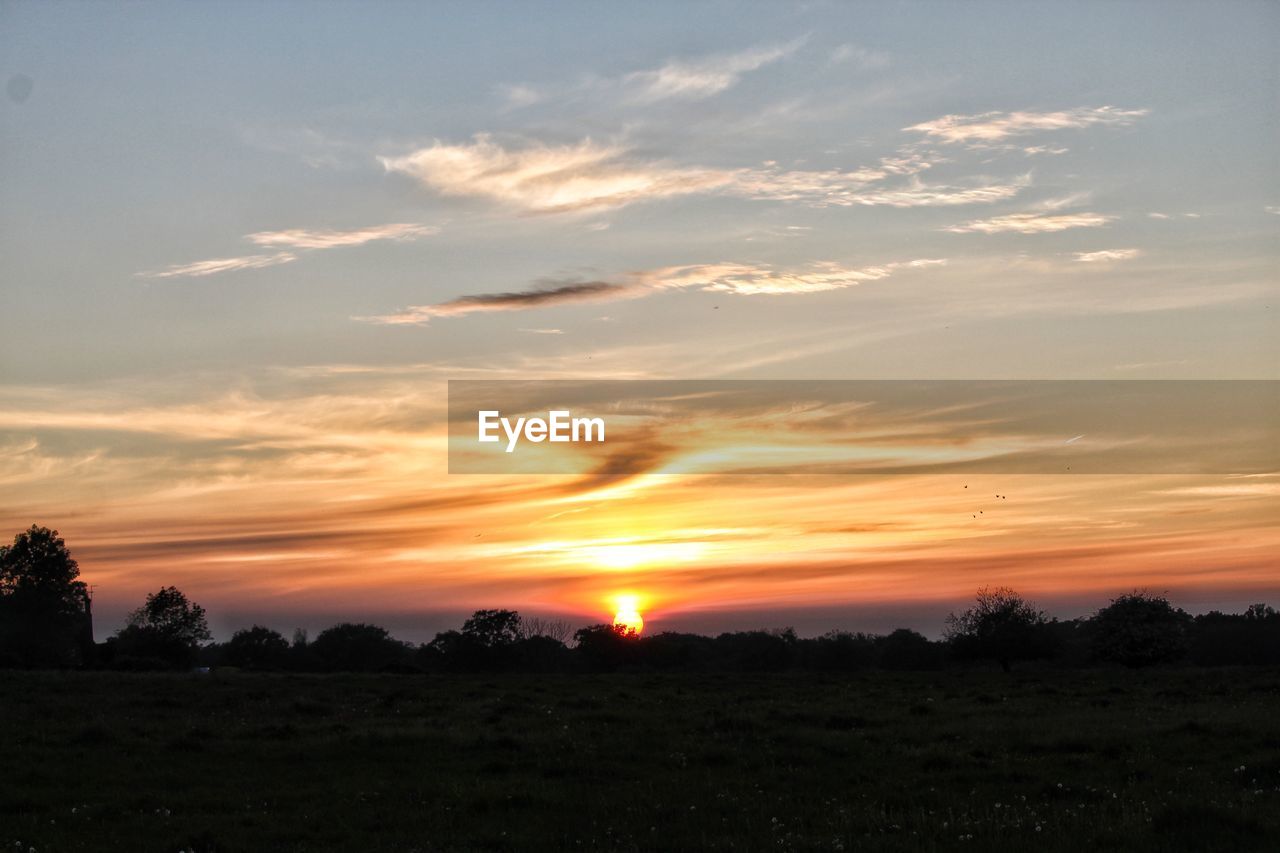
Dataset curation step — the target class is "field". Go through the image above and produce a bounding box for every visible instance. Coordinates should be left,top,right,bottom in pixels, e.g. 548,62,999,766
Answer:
2,668,1278,851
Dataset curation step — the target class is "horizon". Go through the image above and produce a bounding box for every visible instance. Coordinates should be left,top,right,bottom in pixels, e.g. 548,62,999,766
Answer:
76,574,1279,645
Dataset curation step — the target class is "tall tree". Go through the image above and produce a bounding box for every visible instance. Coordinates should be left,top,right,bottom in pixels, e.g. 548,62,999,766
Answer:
462,609,522,647
114,586,211,668
0,525,92,667
945,587,1057,672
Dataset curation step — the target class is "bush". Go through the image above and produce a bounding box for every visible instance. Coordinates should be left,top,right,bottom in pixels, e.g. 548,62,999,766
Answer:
223,625,290,670
878,629,943,670
1091,592,1191,667
309,623,411,672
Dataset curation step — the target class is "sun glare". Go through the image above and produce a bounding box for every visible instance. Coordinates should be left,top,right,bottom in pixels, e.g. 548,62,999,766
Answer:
612,594,645,634
589,542,704,570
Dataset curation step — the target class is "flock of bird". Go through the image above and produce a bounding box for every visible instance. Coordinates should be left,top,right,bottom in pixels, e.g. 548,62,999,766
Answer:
966,485,1009,519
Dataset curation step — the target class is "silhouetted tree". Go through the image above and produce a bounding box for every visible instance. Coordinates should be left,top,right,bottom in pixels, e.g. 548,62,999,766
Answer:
519,616,573,644
1244,603,1278,621
641,632,716,670
1045,617,1092,667
1090,591,1191,667
878,628,942,670
462,609,522,647
512,634,571,671
715,629,799,671
0,525,92,667
422,628,484,671
1189,604,1280,666
309,622,409,672
573,623,638,671
113,586,211,669
807,631,877,672
945,587,1057,672
224,625,290,669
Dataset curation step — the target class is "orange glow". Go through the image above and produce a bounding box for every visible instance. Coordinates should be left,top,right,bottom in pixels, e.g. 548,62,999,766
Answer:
4,378,1277,628
612,594,645,634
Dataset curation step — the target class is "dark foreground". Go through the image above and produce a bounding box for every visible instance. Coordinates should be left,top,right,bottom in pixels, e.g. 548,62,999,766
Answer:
2,669,1278,852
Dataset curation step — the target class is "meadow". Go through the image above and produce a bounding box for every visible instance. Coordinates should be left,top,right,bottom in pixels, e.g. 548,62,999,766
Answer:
2,668,1278,852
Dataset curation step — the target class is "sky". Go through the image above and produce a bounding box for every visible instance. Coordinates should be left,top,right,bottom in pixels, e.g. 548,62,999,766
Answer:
1,1,1277,641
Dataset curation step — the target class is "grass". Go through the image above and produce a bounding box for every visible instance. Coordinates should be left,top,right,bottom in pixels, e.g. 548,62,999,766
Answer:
1,668,1278,851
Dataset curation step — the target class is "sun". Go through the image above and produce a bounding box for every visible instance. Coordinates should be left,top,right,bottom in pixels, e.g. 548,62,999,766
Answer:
612,594,645,634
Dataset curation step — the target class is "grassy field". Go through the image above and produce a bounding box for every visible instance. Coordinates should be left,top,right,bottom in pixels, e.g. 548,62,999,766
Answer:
2,668,1278,852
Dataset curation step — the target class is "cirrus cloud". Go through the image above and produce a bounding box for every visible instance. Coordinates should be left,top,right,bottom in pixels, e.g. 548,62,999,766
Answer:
906,106,1148,146
499,38,807,109
358,258,946,324
1075,248,1142,263
381,135,1026,215
359,280,641,324
944,212,1115,234
137,222,438,279
247,223,439,250
626,38,806,103
650,259,947,295
137,252,297,279
379,136,733,215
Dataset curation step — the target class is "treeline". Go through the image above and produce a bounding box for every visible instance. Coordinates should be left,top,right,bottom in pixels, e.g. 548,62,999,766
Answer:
187,599,1280,673
3,525,1279,673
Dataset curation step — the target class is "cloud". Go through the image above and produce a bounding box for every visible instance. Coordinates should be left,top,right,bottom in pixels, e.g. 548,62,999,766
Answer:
247,223,439,249
729,155,1026,209
736,174,1025,208
1110,360,1190,372
728,154,1025,207
361,280,639,324
519,328,565,335
138,222,437,279
944,212,1115,234
360,258,946,323
1075,248,1142,263
380,136,733,214
497,83,544,109
137,252,297,279
829,44,890,69
500,39,805,109
1157,484,1280,498
381,136,1025,214
906,106,1148,146
625,39,805,102
649,259,947,295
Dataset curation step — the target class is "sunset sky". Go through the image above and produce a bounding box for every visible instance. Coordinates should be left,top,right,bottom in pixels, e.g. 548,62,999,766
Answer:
2,1,1277,640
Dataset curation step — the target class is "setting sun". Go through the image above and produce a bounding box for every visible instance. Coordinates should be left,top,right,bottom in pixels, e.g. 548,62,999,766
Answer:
612,594,645,634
